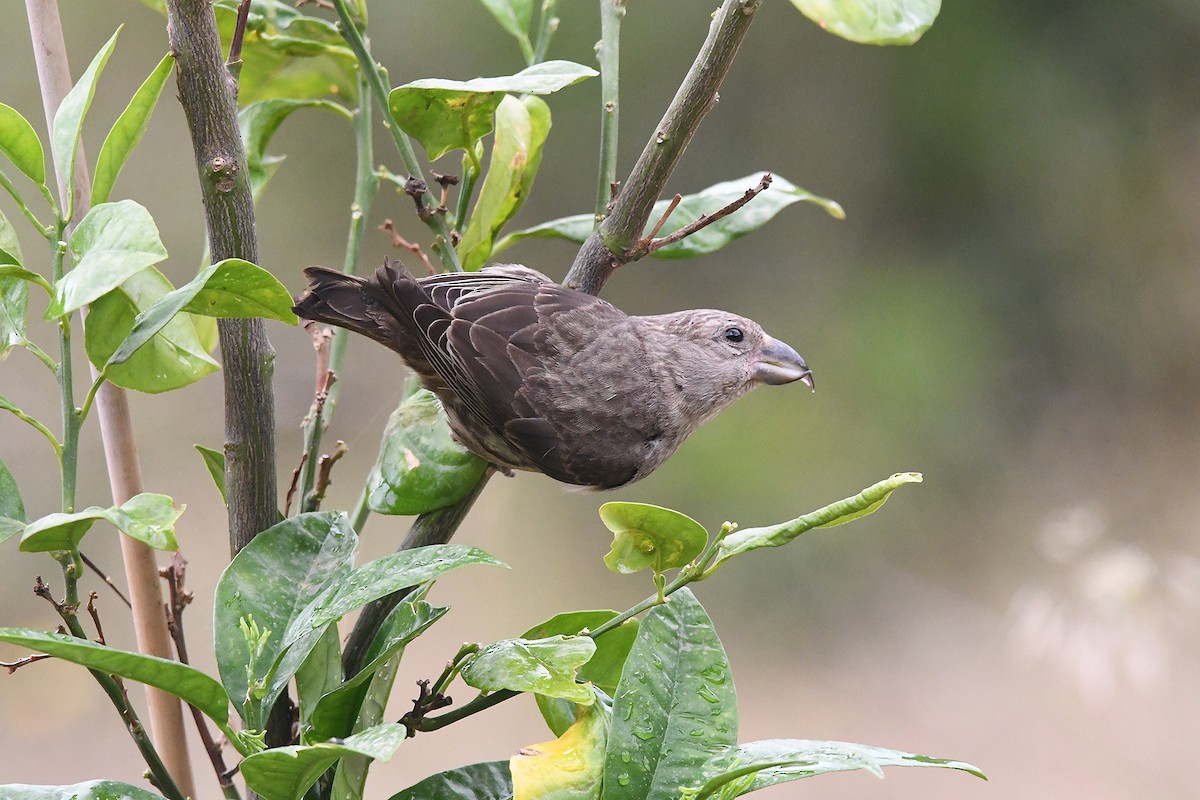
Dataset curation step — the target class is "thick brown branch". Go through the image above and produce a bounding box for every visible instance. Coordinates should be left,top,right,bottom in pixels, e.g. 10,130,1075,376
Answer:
565,0,763,295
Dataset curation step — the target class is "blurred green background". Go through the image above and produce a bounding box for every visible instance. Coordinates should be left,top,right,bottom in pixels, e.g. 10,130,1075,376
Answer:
3,1,1199,797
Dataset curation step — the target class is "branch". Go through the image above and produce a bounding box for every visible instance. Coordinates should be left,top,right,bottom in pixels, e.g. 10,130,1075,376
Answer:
565,0,763,295
341,473,492,678
640,172,772,257
164,0,287,750
25,1,195,792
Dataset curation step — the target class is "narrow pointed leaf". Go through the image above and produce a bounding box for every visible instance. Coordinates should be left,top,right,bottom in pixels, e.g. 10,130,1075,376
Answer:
462,635,597,704
602,588,737,800
386,761,512,800
53,199,168,317
240,722,407,800
389,60,594,161
711,472,922,570
788,0,940,45
495,174,844,258
684,739,985,799
92,53,175,206
84,266,219,393
0,103,47,187
239,98,351,201
0,628,229,724
308,601,448,741
51,29,120,217
366,389,488,515
478,0,533,41
194,444,227,503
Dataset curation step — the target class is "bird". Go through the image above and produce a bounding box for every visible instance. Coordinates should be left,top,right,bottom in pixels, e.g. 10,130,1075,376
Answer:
293,260,813,490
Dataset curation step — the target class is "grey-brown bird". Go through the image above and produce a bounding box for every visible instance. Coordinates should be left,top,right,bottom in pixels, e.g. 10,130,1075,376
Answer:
294,260,813,489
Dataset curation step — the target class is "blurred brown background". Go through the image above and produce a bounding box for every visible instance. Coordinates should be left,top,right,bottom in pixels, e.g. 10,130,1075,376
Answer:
3,1,1199,797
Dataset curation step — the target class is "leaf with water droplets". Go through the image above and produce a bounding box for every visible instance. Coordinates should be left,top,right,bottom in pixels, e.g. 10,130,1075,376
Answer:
601,502,707,576
511,696,609,800
602,588,736,800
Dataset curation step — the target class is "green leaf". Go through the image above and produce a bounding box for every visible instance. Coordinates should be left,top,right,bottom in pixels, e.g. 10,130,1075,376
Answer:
523,611,638,696
214,0,358,105
0,232,30,359
386,761,512,800
19,493,182,552
0,458,25,543
366,389,489,515
462,635,597,705
389,60,595,161
788,0,941,45
525,610,638,736
182,258,298,322
194,444,227,503
495,174,844,258
711,472,922,571
0,628,229,725
683,739,985,799
51,29,120,219
216,511,504,727
602,588,737,800
240,723,408,800
0,207,25,266
239,98,351,201
308,600,448,742
295,624,342,739
478,0,533,42
459,95,551,270
215,511,358,728
600,502,707,575
84,266,220,393
0,103,47,187
52,199,169,317
0,781,167,800
511,698,609,800
92,53,175,207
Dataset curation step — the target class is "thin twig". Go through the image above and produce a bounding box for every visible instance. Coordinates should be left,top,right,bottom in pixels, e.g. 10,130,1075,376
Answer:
642,172,772,256
226,0,252,67
163,554,239,797
284,453,308,518
85,592,106,644
643,194,681,242
304,440,348,512
2,653,51,673
296,321,336,510
379,219,438,274
80,552,132,608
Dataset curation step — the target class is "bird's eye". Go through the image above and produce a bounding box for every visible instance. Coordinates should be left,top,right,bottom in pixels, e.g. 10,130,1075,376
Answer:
723,327,744,343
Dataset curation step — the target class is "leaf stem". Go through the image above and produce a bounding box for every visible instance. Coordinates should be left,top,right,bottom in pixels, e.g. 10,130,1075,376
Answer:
78,367,107,424
0,168,53,238
594,0,624,222
532,0,560,63
1,394,63,455
22,338,59,371
330,0,463,272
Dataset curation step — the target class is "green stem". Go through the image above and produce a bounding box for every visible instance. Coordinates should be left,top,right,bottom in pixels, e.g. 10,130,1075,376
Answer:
532,0,560,63
1,396,63,455
452,155,478,234
77,368,107,424
51,229,82,512
350,484,371,534
22,339,58,371
594,0,624,222
0,168,53,238
330,0,462,272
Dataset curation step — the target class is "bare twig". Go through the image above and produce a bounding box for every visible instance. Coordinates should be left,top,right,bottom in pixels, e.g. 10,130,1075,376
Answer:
226,0,252,67
565,0,763,295
2,653,52,672
164,554,238,796
642,173,772,256
284,453,309,517
643,194,682,243
380,220,438,274
304,440,348,512
81,552,132,608
85,592,106,644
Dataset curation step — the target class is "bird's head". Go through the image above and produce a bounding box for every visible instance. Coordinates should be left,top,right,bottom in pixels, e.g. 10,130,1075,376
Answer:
649,309,813,424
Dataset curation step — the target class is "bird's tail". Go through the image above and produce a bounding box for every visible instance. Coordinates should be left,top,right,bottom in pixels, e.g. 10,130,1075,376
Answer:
293,262,419,352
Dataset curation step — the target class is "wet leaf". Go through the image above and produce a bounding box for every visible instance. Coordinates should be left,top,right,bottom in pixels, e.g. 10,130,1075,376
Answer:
366,389,488,515
788,0,941,45
600,502,707,575
240,722,407,800
462,635,597,704
602,588,736,800
511,698,609,800
19,492,182,552
0,781,166,800
387,761,512,800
